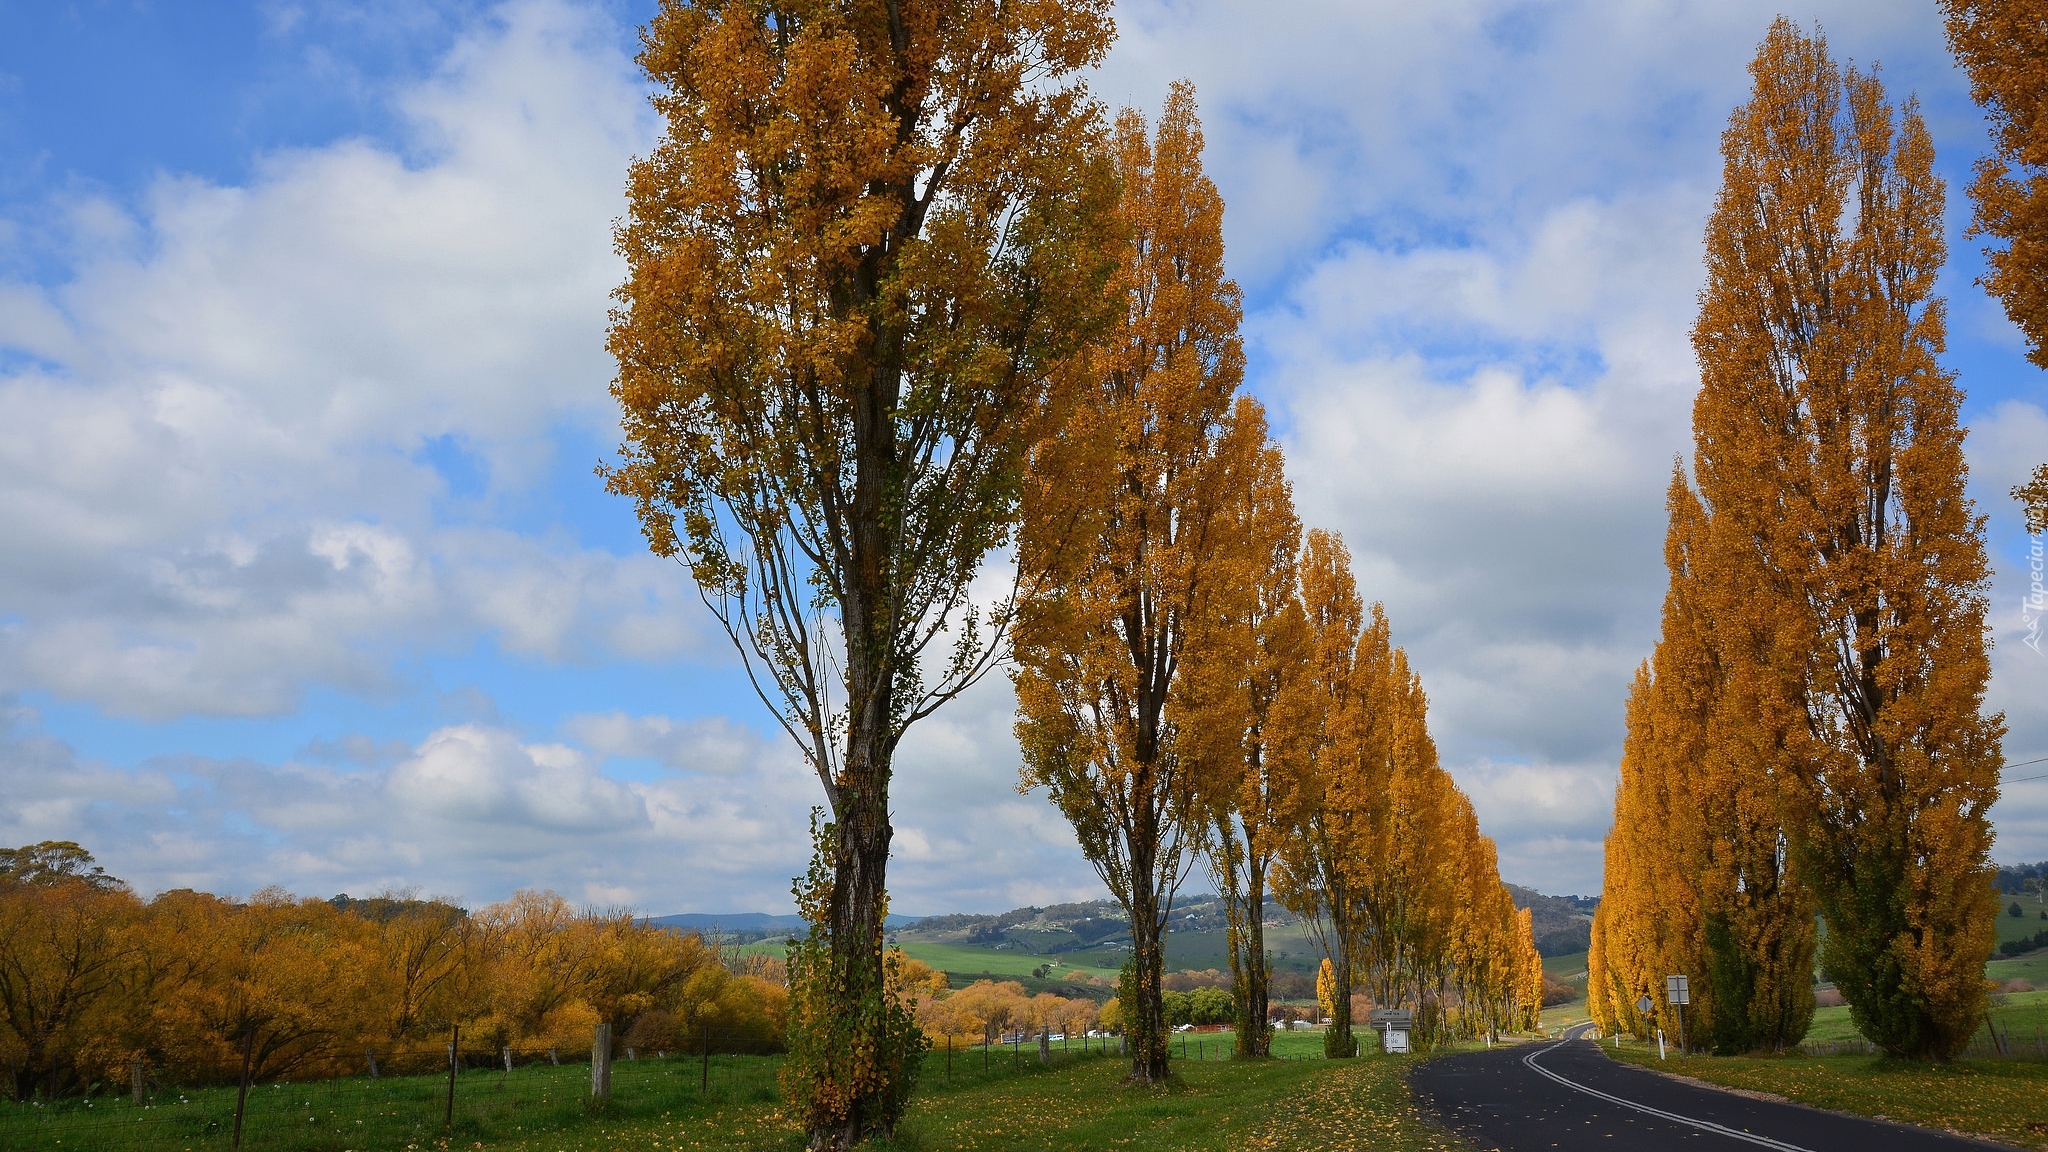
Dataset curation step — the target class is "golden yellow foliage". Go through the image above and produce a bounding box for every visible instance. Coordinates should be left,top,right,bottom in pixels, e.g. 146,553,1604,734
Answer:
0,857,782,1101
607,0,1120,1140
1177,406,1304,1057
1012,81,1250,1085
1272,532,1531,1051
1592,471,1816,1054
1689,18,2002,1059
1941,0,2048,369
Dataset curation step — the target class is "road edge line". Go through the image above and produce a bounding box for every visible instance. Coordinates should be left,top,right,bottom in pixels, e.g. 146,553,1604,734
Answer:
1520,1030,1816,1152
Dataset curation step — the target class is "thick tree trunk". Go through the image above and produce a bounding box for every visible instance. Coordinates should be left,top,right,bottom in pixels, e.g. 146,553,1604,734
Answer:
1124,803,1172,1085
1238,866,1270,1057
1327,924,1355,1059
1219,838,1271,1059
806,365,907,1151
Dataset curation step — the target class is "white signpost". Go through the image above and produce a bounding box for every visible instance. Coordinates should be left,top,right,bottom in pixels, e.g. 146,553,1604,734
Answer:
1666,974,1690,1058
1368,1008,1413,1054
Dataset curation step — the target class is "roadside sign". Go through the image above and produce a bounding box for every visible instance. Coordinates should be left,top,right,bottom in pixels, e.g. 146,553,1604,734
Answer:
1665,974,1690,1058
1635,995,1653,1016
1368,1008,1414,1029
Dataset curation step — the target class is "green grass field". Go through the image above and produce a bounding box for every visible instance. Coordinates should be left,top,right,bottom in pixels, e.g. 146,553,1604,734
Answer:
0,1032,1464,1152
893,941,1125,985
1996,899,2048,948
1992,950,2048,987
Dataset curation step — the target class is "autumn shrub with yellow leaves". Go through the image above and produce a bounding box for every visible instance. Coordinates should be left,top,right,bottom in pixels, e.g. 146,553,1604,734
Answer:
0,842,785,1101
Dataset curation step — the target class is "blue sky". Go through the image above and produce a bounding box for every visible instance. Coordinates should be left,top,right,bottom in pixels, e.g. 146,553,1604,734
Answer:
1,0,2043,915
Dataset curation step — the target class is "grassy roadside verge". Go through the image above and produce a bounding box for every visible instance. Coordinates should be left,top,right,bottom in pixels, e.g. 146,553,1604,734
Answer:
1602,1039,2048,1150
4,1034,1471,1152
482,1047,1463,1152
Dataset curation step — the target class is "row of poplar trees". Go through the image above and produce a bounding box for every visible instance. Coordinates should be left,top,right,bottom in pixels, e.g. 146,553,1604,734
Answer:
604,2,1538,1146
1009,89,1544,1076
1591,9,2045,1062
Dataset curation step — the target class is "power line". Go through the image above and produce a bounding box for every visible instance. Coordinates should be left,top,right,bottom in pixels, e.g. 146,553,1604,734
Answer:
1999,754,2048,785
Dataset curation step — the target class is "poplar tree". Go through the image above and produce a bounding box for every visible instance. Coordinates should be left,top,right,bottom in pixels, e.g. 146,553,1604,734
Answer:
1272,531,1373,1059
1513,909,1543,1032
1940,0,2048,531
1444,810,1525,1041
1672,475,1817,1053
1355,647,1452,1014
1591,666,1675,1043
1012,82,1251,1085
1592,472,1815,1054
1179,415,1304,1058
606,0,1116,1140
1692,19,2003,1059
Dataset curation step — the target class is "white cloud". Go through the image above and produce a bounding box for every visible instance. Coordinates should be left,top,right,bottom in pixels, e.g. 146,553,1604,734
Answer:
388,724,646,832
0,699,827,911
0,0,702,720
563,711,763,775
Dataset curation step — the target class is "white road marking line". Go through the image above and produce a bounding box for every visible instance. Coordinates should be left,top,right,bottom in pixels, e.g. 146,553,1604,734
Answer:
1520,1029,1818,1152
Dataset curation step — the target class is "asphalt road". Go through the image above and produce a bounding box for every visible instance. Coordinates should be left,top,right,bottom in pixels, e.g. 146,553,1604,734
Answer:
1407,1023,2007,1151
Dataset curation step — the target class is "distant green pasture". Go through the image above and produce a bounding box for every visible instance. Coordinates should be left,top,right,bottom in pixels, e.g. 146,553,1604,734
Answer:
894,941,1123,984
1542,950,1588,977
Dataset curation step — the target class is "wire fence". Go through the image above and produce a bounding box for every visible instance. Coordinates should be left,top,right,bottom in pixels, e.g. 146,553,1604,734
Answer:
1801,1023,2048,1061
0,1027,782,1152
2,1021,1479,1150
1598,1018,2048,1062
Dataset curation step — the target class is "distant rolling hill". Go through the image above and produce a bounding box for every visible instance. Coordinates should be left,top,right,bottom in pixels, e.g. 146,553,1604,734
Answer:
1504,884,1599,957
664,886,1603,998
645,911,923,944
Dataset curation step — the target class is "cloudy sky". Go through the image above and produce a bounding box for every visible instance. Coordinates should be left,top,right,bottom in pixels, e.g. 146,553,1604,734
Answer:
1,0,2042,915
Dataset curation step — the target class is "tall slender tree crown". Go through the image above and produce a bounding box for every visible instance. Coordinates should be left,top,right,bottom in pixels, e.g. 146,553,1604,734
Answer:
1012,80,1251,1084
606,0,1118,1142
1690,18,2002,1060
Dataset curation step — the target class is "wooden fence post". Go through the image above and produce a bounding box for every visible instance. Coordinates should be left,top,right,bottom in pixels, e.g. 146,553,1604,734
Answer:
700,1023,710,1093
502,1046,512,1073
444,1024,459,1132
591,1022,612,1099
549,1047,559,1066
365,1048,379,1080
231,1027,255,1151
130,1056,144,1105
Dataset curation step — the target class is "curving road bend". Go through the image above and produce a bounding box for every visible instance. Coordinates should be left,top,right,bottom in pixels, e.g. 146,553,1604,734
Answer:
1407,1023,2008,1151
